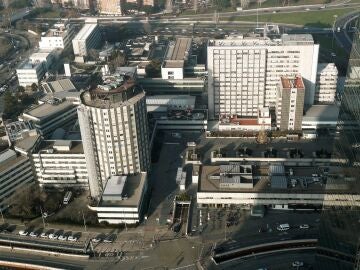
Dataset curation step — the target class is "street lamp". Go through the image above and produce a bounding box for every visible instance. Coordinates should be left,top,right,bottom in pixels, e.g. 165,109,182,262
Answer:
332,14,338,51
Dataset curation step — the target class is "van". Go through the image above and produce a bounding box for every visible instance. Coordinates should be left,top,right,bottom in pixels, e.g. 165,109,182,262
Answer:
277,223,290,231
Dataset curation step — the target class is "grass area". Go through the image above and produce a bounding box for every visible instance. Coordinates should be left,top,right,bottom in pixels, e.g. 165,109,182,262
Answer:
249,0,331,9
227,8,355,27
33,9,62,18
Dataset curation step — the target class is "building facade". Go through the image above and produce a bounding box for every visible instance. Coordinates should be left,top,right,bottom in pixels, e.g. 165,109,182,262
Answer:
32,140,88,189
39,23,76,50
0,149,34,210
78,74,151,198
276,75,305,131
315,63,338,104
72,23,101,57
20,98,78,137
207,34,319,119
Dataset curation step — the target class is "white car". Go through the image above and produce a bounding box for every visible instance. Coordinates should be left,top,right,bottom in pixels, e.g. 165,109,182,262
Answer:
292,261,304,267
58,235,67,241
40,232,48,238
91,237,101,243
48,233,58,240
18,230,28,236
29,231,39,237
300,224,309,229
67,235,78,242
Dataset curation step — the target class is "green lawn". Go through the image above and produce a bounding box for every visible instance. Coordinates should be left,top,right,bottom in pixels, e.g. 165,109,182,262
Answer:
227,8,355,27
249,0,331,9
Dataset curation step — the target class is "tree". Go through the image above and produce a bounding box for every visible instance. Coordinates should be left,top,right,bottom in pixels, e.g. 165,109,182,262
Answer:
108,50,127,72
145,60,161,78
31,83,38,92
213,0,231,10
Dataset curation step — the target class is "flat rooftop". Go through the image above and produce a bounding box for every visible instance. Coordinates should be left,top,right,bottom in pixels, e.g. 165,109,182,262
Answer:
0,151,27,174
280,75,304,89
303,104,340,122
163,60,184,68
199,165,360,194
209,34,314,47
43,79,77,93
99,173,147,207
36,140,84,154
167,38,192,61
73,23,97,41
23,100,74,121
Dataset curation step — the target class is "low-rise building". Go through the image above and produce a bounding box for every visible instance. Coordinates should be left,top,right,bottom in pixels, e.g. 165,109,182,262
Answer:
153,109,207,130
161,38,192,80
16,60,46,87
146,95,195,113
218,107,272,131
89,173,149,224
197,164,360,209
0,149,34,210
302,104,340,131
315,63,338,104
32,140,88,189
39,22,76,50
20,98,78,137
276,75,305,131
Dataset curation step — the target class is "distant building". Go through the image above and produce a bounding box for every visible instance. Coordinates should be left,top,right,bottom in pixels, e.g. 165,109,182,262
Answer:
32,140,88,189
89,173,149,224
146,95,195,112
38,23,76,50
4,121,33,144
98,0,122,15
0,149,34,211
315,63,338,104
60,0,91,9
72,23,101,57
276,75,305,131
20,98,78,137
207,34,319,119
78,74,150,198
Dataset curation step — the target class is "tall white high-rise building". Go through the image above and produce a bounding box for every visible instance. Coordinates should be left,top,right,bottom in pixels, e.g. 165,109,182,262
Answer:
207,34,319,119
78,74,150,198
315,63,338,104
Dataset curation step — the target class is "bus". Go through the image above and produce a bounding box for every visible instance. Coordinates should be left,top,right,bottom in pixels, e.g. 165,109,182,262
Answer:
63,191,72,205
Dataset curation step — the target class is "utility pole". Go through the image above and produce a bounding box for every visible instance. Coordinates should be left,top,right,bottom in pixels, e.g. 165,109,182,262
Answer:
0,207,4,224
82,210,87,232
40,206,46,228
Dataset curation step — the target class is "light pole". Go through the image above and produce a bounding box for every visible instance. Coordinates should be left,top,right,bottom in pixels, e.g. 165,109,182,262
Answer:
39,206,46,228
82,210,87,232
0,207,4,224
332,14,338,51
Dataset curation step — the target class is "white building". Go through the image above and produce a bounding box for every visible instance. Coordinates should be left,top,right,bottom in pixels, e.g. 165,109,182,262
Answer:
16,50,56,87
20,98,78,137
32,140,88,189
78,74,151,198
89,173,148,224
72,23,101,57
207,34,319,119
0,149,34,210
39,23,76,50
315,63,338,104
16,60,46,87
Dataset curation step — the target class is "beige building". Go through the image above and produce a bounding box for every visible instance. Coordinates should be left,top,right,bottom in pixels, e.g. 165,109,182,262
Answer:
98,0,123,15
276,75,305,131
315,63,338,104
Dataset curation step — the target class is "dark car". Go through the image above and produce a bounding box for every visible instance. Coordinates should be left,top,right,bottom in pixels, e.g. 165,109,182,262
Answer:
92,233,106,243
0,223,9,233
103,234,117,243
173,223,181,233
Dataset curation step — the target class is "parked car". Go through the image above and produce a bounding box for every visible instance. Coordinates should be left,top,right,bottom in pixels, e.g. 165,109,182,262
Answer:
0,223,9,233
18,230,28,236
58,235,67,241
41,229,54,238
299,224,309,229
103,234,116,243
92,233,105,243
68,235,79,242
292,261,304,267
